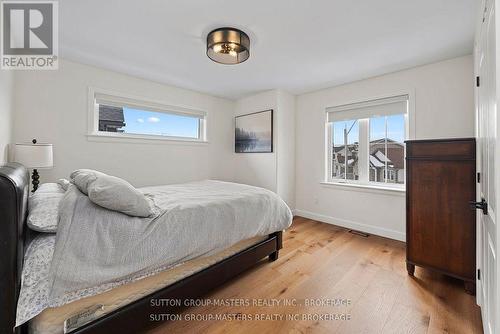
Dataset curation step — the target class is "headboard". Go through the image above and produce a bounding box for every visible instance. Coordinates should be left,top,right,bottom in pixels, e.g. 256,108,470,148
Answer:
0,163,29,334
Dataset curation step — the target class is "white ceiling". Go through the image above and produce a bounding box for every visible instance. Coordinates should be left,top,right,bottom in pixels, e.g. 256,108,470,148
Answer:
60,0,477,100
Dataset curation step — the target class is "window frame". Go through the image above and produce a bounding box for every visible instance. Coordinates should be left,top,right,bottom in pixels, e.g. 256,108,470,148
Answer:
87,87,208,144
324,91,415,191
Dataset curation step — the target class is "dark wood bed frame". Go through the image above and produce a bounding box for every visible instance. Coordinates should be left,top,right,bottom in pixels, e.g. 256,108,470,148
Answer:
0,163,283,334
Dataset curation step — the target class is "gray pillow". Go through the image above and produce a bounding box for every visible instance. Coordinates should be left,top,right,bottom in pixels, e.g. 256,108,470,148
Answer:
70,169,106,195
87,174,153,218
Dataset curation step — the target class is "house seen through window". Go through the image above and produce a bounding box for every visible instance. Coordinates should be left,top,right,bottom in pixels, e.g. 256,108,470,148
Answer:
369,114,405,184
327,95,408,187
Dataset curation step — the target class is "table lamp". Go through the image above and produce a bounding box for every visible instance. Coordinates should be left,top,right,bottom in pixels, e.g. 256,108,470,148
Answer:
13,139,53,192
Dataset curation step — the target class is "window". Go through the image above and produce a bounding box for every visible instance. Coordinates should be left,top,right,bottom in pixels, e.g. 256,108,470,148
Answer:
89,90,207,142
326,95,408,188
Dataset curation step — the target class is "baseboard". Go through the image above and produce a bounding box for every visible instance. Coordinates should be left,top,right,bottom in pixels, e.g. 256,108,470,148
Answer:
293,209,405,242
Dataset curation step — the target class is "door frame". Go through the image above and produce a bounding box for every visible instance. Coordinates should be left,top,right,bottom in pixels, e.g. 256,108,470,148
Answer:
474,0,485,308
474,2,500,334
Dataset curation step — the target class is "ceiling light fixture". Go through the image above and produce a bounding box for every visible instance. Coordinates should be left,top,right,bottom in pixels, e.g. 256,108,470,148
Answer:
206,27,250,65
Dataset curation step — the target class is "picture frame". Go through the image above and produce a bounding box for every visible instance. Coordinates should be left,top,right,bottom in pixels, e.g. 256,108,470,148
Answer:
235,109,273,153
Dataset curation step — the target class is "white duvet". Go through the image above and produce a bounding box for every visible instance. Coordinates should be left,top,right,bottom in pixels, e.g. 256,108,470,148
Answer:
16,180,292,327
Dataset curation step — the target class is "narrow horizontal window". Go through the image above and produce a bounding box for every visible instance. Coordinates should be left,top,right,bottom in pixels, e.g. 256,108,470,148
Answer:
89,90,207,142
98,104,201,139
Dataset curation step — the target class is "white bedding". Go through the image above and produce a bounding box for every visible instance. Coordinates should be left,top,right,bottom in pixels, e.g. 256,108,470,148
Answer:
16,180,292,327
17,234,56,326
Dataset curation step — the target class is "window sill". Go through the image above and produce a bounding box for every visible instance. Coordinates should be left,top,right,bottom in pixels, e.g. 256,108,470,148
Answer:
320,181,405,196
87,133,209,145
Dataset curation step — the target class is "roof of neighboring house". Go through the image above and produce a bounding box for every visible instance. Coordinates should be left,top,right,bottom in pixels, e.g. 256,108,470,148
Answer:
99,105,125,122
369,155,385,168
368,138,404,169
333,143,358,154
370,138,403,146
375,150,391,163
369,148,404,169
333,146,344,153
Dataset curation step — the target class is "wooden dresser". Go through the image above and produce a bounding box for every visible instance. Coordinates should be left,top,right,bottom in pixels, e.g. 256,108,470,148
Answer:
405,138,476,294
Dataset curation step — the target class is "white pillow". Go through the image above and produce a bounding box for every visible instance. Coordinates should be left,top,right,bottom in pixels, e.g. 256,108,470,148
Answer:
87,174,153,217
27,191,64,232
70,169,106,195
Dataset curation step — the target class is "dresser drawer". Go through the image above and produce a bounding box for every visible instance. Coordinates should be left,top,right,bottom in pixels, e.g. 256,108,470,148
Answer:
406,139,475,159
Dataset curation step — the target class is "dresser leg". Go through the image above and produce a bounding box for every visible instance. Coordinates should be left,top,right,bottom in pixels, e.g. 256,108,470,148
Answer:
406,263,415,276
464,281,476,295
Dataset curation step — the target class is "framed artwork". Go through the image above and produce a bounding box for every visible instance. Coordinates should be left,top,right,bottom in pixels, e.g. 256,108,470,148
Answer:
235,109,273,153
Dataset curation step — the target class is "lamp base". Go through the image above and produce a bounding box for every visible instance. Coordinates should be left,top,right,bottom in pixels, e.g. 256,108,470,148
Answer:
32,169,39,192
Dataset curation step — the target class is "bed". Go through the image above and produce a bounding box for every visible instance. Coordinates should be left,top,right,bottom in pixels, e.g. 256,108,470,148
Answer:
0,163,287,334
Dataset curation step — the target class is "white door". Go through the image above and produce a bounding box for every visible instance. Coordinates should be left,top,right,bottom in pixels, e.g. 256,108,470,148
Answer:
476,1,498,333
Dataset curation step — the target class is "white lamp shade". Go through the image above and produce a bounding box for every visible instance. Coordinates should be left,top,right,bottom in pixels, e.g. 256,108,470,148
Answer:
13,143,53,169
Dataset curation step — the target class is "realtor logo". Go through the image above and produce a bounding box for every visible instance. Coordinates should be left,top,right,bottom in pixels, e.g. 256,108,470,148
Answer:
1,0,58,69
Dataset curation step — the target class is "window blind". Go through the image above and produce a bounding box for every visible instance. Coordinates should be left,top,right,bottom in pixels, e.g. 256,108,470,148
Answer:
326,95,408,122
94,93,207,119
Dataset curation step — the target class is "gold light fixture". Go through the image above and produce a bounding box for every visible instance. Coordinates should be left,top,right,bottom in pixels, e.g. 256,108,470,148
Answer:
206,27,250,65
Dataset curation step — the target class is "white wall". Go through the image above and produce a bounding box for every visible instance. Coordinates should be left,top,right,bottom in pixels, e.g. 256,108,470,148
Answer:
234,90,278,192
0,71,14,163
12,59,235,187
295,55,474,240
233,90,296,208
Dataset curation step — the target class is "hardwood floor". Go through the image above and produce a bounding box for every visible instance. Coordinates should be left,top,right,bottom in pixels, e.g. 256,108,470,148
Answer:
148,217,483,334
